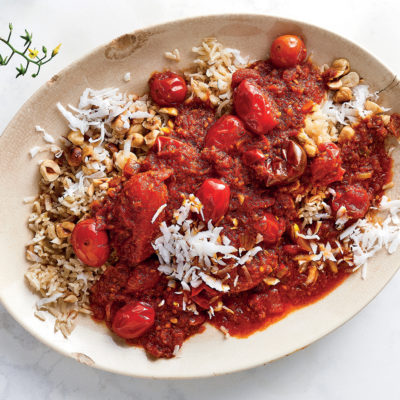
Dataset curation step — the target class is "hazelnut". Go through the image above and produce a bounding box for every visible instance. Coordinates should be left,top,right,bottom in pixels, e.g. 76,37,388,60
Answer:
66,147,82,167
333,87,353,103
331,58,350,79
56,221,75,238
67,130,84,146
39,160,61,182
340,71,360,88
338,126,355,143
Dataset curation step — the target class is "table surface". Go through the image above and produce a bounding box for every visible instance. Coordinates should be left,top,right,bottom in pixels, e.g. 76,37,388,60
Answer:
1,0,400,398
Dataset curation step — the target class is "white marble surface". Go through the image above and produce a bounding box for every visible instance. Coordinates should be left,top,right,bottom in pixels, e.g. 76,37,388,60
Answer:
1,0,400,398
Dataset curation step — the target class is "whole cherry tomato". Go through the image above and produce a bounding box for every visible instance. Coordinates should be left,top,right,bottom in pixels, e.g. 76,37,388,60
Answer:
311,143,345,185
196,178,230,222
270,35,307,68
149,71,187,106
332,185,370,219
233,79,279,135
204,115,247,153
71,218,110,267
253,212,285,245
112,301,155,339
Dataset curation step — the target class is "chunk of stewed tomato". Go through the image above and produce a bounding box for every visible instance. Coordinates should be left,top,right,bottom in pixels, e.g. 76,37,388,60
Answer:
204,115,247,153
332,185,370,219
253,212,285,246
311,143,345,185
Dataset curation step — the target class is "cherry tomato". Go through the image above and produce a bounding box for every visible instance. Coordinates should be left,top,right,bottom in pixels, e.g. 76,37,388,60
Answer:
332,185,370,219
71,218,110,267
253,212,285,245
231,68,262,89
196,178,230,222
311,143,345,185
149,71,187,106
233,79,279,135
242,149,266,166
204,115,247,153
111,301,155,339
270,35,307,68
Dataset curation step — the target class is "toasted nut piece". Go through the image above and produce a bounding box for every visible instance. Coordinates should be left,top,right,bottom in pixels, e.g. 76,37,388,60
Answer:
365,100,383,114
331,58,350,79
333,87,353,103
144,130,160,147
114,150,137,171
104,142,118,154
167,120,174,129
356,172,373,180
46,223,57,240
304,143,317,157
87,183,94,197
263,277,280,286
104,156,113,173
81,165,97,175
128,123,145,135
381,115,391,126
290,223,312,252
111,114,130,137
40,160,61,182
66,147,82,167
340,71,359,88
338,126,355,143
305,265,318,286
67,130,84,146
237,193,245,205
327,79,342,90
382,182,394,190
327,260,338,274
56,221,75,238
81,144,94,159
130,133,144,148
159,107,178,116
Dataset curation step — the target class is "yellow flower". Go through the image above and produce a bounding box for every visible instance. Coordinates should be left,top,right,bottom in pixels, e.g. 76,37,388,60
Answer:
28,48,39,59
52,43,61,56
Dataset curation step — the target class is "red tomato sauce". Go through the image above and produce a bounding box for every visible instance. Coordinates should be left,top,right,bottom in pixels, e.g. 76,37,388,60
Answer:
89,60,393,358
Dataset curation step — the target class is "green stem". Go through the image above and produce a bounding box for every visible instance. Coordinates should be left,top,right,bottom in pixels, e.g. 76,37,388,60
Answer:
0,37,53,68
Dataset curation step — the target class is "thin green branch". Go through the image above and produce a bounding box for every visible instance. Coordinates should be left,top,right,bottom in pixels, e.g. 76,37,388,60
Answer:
0,23,61,78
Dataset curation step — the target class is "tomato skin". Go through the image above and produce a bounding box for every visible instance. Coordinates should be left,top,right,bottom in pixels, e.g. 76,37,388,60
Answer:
311,143,345,185
149,71,187,106
190,283,220,309
242,149,266,166
233,79,279,135
112,302,155,339
253,212,285,245
154,136,185,153
270,35,307,68
231,68,262,89
71,219,110,267
332,185,370,219
204,115,247,153
196,178,231,222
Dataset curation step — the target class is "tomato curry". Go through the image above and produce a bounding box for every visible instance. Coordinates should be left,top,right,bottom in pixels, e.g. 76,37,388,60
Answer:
70,35,396,358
